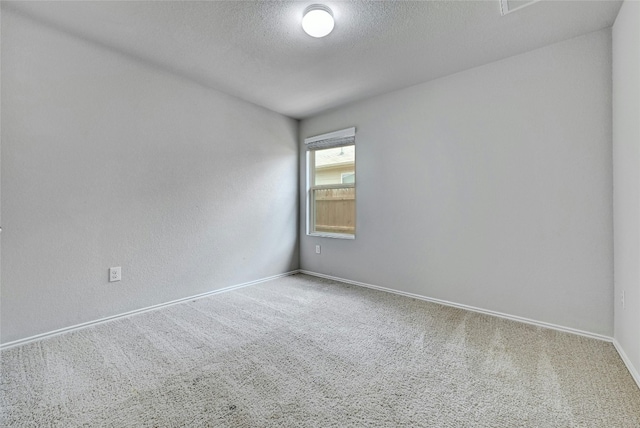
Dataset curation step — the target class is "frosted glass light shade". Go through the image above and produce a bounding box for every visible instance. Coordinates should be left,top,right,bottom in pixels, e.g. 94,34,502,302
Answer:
302,5,334,38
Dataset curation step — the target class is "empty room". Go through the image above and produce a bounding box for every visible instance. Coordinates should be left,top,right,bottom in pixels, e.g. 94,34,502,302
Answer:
1,0,639,426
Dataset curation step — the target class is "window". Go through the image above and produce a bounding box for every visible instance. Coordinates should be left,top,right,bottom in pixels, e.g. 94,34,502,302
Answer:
341,172,355,184
305,127,356,238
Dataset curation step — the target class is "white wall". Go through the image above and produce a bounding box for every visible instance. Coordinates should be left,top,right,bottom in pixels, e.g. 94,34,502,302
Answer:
300,29,613,336
613,0,640,382
1,9,299,344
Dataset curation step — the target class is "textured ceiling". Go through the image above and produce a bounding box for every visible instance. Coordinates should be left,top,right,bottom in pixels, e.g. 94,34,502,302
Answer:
3,0,622,119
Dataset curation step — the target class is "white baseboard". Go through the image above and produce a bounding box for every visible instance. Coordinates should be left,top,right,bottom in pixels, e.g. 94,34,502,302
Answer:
7,269,637,391
612,339,640,390
299,270,612,342
306,270,640,390
0,270,299,351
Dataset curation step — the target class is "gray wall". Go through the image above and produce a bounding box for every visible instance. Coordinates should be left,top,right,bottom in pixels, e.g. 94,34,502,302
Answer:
613,0,640,379
300,29,613,336
1,9,299,344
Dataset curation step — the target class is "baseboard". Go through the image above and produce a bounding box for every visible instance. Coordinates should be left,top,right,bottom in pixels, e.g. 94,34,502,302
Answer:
0,270,299,351
6,268,630,387
299,270,612,342
612,339,640,390
303,270,640,390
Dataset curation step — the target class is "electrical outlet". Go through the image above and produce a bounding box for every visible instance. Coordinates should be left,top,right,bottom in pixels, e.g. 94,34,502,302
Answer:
622,290,625,309
315,245,321,254
109,267,121,282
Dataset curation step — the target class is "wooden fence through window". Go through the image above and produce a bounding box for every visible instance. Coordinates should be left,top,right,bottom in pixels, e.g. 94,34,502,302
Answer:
314,187,355,234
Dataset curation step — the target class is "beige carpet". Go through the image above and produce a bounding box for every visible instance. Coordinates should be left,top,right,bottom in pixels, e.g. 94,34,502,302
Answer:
1,274,639,427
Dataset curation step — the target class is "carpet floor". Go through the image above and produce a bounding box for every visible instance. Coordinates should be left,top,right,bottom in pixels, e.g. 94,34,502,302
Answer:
1,274,639,427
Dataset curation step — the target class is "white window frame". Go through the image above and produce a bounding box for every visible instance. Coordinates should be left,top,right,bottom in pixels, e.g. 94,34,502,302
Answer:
305,127,356,239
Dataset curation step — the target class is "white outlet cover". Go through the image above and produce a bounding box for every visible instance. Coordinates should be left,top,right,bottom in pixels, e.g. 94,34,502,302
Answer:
109,267,122,282
315,245,321,254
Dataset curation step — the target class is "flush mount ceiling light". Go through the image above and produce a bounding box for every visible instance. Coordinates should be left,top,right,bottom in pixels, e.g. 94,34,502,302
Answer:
302,5,334,38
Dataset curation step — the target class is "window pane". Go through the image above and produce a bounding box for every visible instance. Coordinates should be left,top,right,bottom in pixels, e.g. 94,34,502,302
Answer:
314,145,355,186
341,172,355,184
313,187,355,235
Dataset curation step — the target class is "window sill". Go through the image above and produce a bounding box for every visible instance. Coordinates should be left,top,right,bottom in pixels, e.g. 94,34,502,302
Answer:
308,232,355,240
